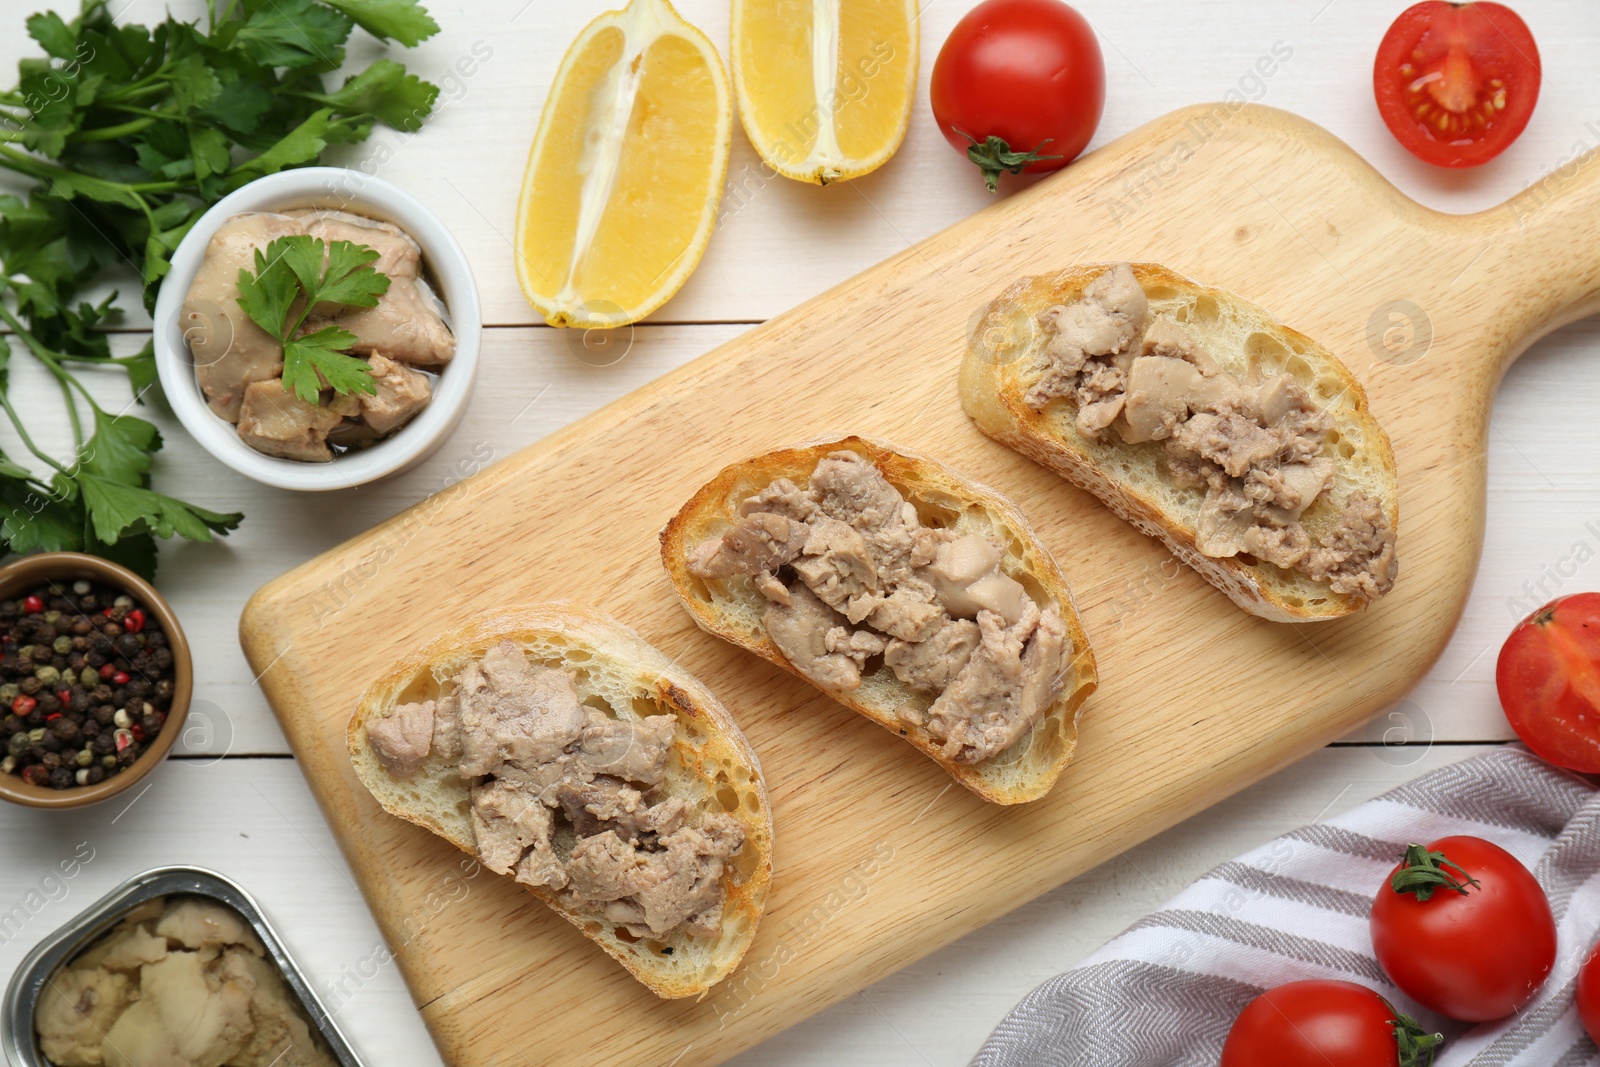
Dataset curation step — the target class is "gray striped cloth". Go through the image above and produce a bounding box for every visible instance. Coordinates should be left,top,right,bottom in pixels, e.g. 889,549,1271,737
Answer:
973,748,1600,1066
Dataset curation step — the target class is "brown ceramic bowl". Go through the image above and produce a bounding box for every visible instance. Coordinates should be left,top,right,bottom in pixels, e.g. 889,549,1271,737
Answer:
0,553,192,809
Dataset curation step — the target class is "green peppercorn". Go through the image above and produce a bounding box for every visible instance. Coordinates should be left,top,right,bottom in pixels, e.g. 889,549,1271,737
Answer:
74,747,93,768
8,733,27,757
51,636,71,655
100,754,117,770
43,610,61,624
0,684,16,702
79,668,97,687
33,666,59,686
26,727,45,743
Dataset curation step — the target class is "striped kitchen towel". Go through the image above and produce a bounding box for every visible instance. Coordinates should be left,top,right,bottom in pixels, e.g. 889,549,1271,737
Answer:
972,748,1600,1066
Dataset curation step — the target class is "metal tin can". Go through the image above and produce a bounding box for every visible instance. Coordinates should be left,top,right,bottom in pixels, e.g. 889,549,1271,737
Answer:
3,865,364,1067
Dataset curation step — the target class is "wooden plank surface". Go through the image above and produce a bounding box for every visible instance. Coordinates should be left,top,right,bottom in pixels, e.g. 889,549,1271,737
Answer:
239,103,1600,1065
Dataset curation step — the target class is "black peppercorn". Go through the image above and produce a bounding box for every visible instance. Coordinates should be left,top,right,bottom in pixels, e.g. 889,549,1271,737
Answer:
2,580,173,789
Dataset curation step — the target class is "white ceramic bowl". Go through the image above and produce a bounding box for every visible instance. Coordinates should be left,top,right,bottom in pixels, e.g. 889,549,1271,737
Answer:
153,168,480,491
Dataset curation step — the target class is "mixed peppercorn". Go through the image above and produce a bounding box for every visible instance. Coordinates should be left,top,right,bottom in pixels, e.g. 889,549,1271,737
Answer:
1,580,176,790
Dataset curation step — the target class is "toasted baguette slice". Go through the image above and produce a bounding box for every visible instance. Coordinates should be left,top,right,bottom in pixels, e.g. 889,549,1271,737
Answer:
961,263,1399,623
347,603,773,1000
660,435,1096,805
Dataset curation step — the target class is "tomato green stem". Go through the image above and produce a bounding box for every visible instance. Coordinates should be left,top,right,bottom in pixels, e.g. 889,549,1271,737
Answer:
1387,1001,1444,1067
1391,843,1480,902
952,129,1064,192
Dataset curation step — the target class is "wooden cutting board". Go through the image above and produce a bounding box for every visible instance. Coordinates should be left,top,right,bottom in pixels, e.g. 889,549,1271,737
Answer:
241,103,1600,1066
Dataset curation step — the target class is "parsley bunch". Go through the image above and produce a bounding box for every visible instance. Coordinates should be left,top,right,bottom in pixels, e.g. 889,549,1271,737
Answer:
0,0,441,576
237,234,390,403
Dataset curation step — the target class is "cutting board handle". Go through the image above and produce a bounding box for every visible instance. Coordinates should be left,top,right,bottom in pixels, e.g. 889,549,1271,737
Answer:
1471,142,1600,358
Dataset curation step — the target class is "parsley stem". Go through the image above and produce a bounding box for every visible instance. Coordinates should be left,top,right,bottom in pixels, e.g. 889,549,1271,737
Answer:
97,104,177,121
54,353,148,366
55,375,83,450
70,117,155,143
0,305,102,419
98,65,176,104
0,388,69,475
0,146,179,195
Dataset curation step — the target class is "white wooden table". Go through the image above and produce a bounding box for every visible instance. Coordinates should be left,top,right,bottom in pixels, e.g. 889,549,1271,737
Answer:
2,1,1597,1063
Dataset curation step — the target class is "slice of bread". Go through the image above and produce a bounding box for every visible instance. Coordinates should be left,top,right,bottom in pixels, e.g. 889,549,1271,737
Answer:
960,263,1399,623
346,603,773,999
659,435,1097,805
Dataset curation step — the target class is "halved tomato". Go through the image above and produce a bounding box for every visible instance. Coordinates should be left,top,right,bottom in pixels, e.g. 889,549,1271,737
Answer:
1497,593,1600,772
1373,1,1540,167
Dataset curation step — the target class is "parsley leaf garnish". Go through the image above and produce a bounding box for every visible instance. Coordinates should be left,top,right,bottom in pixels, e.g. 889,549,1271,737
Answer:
236,235,389,404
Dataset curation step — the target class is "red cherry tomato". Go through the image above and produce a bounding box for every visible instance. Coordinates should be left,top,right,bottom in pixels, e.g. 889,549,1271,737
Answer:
929,0,1105,191
1371,836,1555,1021
1498,593,1600,772
1373,1,1540,167
1221,980,1439,1067
1578,943,1600,1046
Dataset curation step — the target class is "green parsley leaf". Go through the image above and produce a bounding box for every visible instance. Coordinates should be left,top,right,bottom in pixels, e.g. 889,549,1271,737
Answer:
200,74,274,134
122,341,159,401
79,408,159,487
299,58,437,132
315,239,387,307
282,326,377,402
189,125,231,181
319,0,440,48
25,12,77,60
232,107,333,178
233,0,353,69
74,472,242,544
168,52,222,113
235,234,388,403
235,240,301,338
43,170,144,211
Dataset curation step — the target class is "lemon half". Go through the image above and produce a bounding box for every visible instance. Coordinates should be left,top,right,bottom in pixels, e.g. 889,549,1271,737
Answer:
515,0,732,328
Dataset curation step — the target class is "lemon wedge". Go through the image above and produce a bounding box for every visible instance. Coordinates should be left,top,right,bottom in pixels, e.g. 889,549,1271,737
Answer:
515,0,731,328
731,0,919,184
